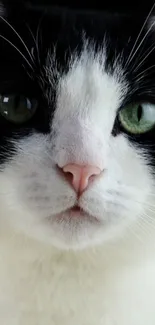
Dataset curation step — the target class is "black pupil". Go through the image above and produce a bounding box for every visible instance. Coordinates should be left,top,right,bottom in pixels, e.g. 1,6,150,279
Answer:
14,95,21,110
137,105,142,122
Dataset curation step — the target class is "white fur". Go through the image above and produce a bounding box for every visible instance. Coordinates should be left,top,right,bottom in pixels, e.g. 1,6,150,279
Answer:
0,47,155,324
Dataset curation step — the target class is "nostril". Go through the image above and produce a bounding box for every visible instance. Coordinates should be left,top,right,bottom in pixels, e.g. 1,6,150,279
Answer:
56,165,73,181
57,165,78,190
63,171,73,184
89,174,98,184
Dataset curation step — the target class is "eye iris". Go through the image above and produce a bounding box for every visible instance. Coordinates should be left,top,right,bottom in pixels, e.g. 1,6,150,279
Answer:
0,94,37,124
119,103,155,134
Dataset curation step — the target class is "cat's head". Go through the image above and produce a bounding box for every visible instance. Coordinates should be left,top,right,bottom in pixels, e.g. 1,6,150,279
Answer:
0,1,154,249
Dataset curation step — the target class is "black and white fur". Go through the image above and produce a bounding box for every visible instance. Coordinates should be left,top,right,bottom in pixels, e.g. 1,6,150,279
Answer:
0,2,155,324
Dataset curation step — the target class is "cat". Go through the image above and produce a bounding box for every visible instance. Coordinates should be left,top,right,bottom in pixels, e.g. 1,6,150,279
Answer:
0,1,155,324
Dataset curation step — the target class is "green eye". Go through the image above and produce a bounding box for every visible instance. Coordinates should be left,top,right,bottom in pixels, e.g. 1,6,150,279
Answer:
0,94,38,124
119,103,155,134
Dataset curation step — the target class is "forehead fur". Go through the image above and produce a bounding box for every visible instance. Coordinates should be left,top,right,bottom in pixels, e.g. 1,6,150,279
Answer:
44,42,128,119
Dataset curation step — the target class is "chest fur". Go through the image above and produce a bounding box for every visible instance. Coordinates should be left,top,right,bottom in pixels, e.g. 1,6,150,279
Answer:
0,236,155,325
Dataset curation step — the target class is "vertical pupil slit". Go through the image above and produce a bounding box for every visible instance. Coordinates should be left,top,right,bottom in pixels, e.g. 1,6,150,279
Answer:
137,105,142,122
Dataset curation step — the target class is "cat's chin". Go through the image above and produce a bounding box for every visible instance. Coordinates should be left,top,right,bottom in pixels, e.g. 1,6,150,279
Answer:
34,206,104,250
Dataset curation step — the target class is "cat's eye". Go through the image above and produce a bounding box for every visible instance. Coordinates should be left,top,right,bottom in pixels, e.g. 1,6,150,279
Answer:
119,103,155,134
0,94,38,124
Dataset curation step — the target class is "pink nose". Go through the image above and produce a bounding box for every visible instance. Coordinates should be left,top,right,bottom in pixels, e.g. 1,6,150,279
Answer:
62,164,101,194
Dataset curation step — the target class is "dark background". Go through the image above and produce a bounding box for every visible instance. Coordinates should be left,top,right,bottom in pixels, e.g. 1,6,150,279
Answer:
26,0,155,13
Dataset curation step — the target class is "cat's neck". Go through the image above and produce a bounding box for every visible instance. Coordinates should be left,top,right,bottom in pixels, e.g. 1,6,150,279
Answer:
1,221,155,270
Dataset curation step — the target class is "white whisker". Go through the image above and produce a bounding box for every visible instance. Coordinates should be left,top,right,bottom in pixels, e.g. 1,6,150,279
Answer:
125,3,155,68
128,224,145,242
22,64,33,80
137,220,152,234
126,213,155,242
25,21,41,66
0,15,35,65
140,210,155,221
144,205,155,214
0,34,34,70
127,21,155,68
36,15,44,65
133,44,155,72
134,64,155,79
25,23,37,59
126,195,155,210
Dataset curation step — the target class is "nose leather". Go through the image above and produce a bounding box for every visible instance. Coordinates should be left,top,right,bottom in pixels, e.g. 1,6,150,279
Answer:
62,164,101,194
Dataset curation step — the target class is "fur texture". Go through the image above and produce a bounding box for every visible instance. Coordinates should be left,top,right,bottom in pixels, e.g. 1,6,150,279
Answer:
0,2,155,324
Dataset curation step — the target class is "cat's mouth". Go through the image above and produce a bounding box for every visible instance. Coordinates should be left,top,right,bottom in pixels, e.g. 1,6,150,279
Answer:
65,205,85,217
69,206,81,213
57,205,99,223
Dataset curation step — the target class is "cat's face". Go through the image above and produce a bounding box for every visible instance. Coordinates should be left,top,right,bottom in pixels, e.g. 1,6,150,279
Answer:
0,2,154,249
